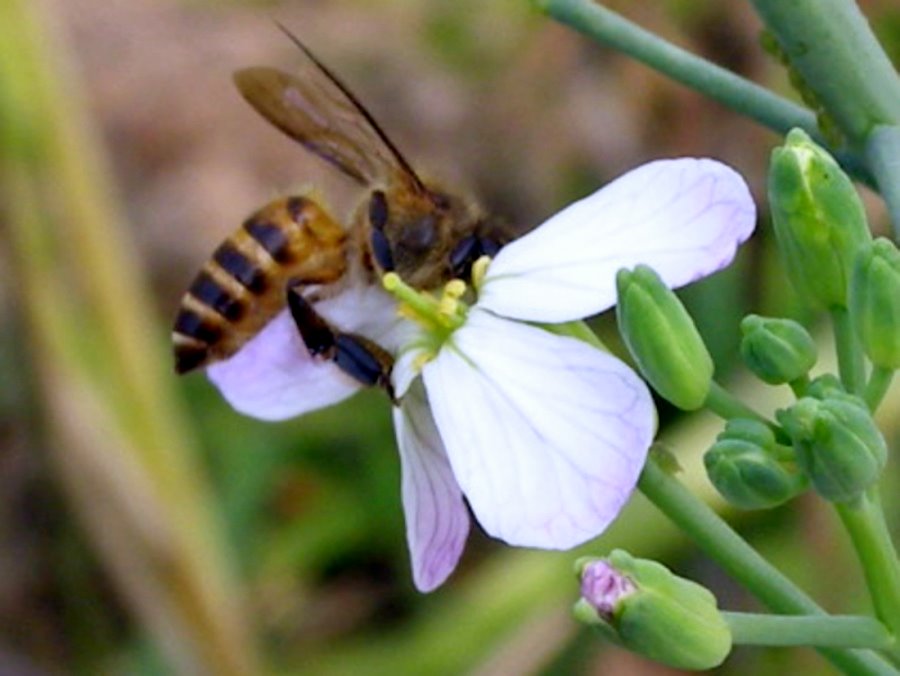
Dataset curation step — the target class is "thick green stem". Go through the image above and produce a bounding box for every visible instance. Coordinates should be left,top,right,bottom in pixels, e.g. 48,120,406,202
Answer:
750,0,900,149
865,366,895,412
534,0,872,184
832,307,866,396
638,457,897,675
724,612,893,650
835,491,900,643
865,126,900,241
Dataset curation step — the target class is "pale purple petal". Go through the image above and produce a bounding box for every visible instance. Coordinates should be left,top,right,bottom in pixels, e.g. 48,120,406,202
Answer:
479,158,756,322
206,283,413,421
393,379,470,591
207,309,361,421
423,310,655,549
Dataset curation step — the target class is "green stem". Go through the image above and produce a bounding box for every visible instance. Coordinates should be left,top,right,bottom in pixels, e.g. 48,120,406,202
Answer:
724,612,893,650
704,381,773,426
865,365,895,412
638,457,897,675
750,0,900,149
534,0,872,185
865,126,900,241
789,374,811,399
835,490,900,643
831,307,867,396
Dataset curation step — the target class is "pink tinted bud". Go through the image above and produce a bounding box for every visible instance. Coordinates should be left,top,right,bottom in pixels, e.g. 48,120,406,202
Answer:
581,559,636,618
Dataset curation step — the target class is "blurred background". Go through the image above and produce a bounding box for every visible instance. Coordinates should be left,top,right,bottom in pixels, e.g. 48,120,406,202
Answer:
2,0,900,673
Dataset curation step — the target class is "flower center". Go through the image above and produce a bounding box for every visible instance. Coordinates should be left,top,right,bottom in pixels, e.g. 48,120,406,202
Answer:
383,271,469,337
382,258,491,370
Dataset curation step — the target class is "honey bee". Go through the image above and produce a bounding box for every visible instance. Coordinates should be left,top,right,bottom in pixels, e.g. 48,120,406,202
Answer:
172,28,509,391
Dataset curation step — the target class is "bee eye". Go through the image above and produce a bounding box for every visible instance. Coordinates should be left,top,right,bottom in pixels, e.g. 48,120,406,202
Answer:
401,214,437,253
369,190,389,231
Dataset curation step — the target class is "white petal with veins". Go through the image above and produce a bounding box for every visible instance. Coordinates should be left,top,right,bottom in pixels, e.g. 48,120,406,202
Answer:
393,380,470,591
480,158,756,322
423,310,655,549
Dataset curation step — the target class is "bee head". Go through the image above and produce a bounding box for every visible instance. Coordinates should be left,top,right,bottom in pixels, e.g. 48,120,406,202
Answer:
368,186,483,289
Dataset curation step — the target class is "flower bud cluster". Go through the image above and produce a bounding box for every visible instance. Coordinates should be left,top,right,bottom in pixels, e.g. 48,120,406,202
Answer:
614,129,889,515
596,129,894,670
705,419,807,509
778,387,887,503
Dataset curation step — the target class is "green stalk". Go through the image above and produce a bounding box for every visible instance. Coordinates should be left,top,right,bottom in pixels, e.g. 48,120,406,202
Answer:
725,612,893,650
704,381,774,426
865,366,895,412
638,457,897,675
533,0,872,184
831,307,867,396
865,126,900,241
835,490,900,645
750,0,900,148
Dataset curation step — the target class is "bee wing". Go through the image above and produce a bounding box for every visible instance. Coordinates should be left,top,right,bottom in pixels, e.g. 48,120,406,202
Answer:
234,34,425,191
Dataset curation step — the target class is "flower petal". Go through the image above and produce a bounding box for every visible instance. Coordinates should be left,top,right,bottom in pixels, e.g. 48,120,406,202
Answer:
479,158,756,322
207,309,361,421
393,379,470,591
422,310,655,549
207,284,410,421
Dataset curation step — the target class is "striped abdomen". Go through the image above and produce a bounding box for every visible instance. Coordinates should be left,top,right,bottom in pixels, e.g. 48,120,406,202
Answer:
172,196,348,374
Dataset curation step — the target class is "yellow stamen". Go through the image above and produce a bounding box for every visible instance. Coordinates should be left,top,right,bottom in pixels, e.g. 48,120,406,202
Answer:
471,256,491,291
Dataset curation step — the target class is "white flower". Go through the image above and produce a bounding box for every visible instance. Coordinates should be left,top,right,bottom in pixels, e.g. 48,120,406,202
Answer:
205,158,756,591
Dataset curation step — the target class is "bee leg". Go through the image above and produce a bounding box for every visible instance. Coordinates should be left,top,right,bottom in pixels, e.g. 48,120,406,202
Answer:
449,232,504,280
287,287,395,402
449,234,480,279
333,334,396,403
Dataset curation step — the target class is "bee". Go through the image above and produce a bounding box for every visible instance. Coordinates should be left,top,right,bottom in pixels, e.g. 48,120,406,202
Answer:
172,28,509,390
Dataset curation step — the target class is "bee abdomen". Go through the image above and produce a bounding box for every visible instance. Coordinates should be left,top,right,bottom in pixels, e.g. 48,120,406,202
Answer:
243,217,292,263
172,296,227,374
173,240,269,373
173,196,348,374
189,270,246,321
213,240,270,294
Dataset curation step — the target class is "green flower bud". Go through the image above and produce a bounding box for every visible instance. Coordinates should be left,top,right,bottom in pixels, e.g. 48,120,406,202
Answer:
805,373,845,401
850,238,900,369
777,395,887,502
616,265,713,410
740,315,817,384
719,417,776,447
768,128,871,309
575,550,731,670
705,419,807,509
